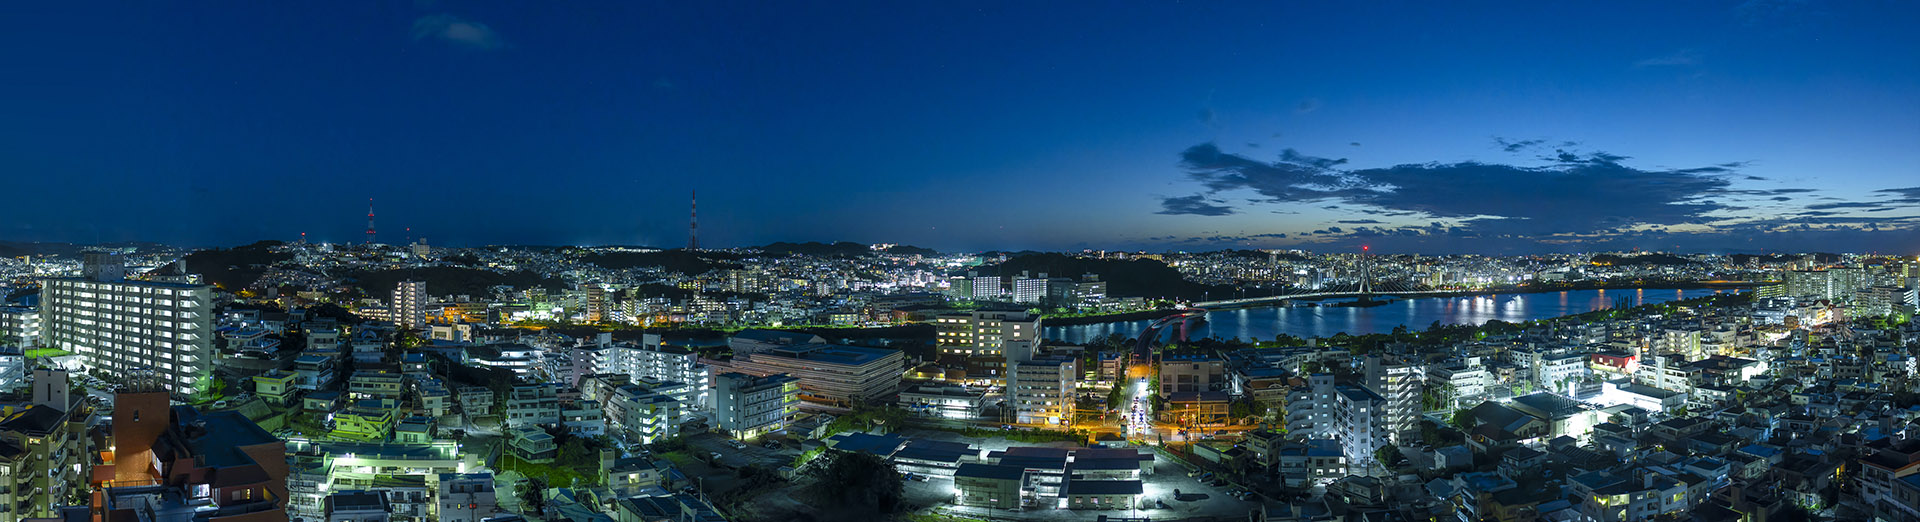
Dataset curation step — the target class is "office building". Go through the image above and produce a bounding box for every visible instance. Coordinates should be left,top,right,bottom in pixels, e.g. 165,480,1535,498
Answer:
391,280,429,329
726,344,905,406
935,310,1041,383
711,372,799,440
40,253,213,397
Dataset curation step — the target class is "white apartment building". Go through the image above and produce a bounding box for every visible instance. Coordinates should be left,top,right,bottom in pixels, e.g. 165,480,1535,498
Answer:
710,372,799,439
0,307,40,348
431,473,498,522
602,335,712,409
1009,357,1075,425
1364,354,1423,445
1284,374,1389,472
604,383,683,444
391,280,429,329
40,253,212,397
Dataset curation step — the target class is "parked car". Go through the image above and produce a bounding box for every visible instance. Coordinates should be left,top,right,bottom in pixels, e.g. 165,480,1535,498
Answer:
726,440,748,449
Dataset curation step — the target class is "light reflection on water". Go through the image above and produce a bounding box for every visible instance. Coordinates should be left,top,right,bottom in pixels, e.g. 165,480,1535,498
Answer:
1044,288,1734,344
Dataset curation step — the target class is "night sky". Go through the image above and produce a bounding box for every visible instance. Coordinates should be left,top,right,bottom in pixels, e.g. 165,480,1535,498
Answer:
4,2,1917,253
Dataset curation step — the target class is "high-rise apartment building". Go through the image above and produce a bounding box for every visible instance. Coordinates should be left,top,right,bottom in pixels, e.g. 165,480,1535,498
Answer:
1012,272,1049,304
1363,354,1424,446
0,370,92,522
1284,374,1388,472
391,280,429,329
602,335,711,410
40,253,212,396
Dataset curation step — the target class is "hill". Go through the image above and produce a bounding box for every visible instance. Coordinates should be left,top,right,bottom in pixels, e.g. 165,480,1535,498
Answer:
584,250,744,275
347,267,566,298
1591,253,1698,266
984,253,1232,300
759,241,873,257
173,241,294,289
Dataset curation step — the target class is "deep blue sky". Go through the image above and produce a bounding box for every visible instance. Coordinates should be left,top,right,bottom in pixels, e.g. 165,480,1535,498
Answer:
4,1,1917,254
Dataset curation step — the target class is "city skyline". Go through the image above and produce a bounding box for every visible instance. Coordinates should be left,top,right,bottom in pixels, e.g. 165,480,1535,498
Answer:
4,2,1919,253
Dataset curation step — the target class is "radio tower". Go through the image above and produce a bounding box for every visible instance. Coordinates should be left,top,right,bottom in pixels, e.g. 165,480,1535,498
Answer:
366,198,377,245
688,190,699,250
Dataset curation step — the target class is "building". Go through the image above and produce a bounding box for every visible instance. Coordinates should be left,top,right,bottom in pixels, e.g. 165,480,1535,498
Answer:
507,424,557,463
604,383,683,444
457,386,494,416
1364,354,1424,445
505,383,562,427
729,329,825,355
0,306,39,348
898,383,986,420
726,344,905,406
935,310,1041,384
326,490,391,522
433,473,499,522
253,369,299,406
1159,355,1227,394
0,370,92,522
0,348,22,392
348,370,406,401
711,372,799,439
333,399,402,442
391,280,429,329
1286,374,1389,471
93,377,289,522
1010,357,1076,426
954,463,1026,509
284,439,466,521
602,336,712,410
40,253,213,397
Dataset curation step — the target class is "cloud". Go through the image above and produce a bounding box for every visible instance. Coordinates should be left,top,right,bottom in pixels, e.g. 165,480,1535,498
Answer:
1494,137,1545,153
1156,195,1235,216
1876,186,1920,203
412,14,507,50
1171,142,1753,239
1338,219,1384,224
1296,98,1323,114
1805,201,1890,210
1635,49,1702,67
1770,196,1792,201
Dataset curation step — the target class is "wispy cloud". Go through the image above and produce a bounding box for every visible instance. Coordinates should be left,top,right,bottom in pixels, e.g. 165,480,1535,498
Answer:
1156,194,1235,216
1635,49,1702,67
412,14,507,50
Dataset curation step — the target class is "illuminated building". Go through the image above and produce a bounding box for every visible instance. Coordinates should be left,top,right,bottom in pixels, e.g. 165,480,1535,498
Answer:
40,253,212,397
725,344,904,406
1009,357,1075,425
390,280,429,329
710,372,799,439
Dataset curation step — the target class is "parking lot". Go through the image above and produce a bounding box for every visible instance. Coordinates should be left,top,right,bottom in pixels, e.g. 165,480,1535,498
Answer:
683,431,808,471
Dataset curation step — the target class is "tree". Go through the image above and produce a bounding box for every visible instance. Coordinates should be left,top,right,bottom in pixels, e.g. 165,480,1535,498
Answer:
812,451,905,513
1107,385,1125,411
1450,408,1474,431
1374,444,1403,468
518,477,549,514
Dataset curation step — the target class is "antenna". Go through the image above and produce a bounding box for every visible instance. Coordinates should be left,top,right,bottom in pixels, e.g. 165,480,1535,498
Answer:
366,198,377,245
688,190,700,251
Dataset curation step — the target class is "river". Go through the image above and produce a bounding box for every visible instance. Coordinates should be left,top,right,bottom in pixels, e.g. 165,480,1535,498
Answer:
1043,287,1739,344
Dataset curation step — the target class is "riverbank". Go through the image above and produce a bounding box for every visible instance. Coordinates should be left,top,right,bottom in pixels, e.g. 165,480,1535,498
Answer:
1043,309,1180,326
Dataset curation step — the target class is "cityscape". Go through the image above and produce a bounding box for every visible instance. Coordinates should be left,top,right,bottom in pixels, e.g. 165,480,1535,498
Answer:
4,3,1920,522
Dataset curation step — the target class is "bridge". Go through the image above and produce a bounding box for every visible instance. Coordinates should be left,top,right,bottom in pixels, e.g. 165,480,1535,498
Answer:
1194,288,1464,308
1133,308,1209,359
